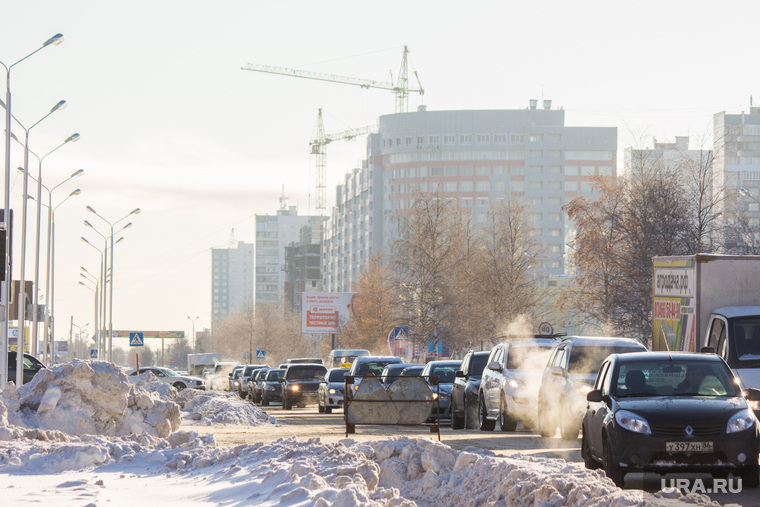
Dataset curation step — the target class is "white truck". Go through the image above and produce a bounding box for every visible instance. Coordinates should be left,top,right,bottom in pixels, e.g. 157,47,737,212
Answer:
187,353,222,376
652,254,760,394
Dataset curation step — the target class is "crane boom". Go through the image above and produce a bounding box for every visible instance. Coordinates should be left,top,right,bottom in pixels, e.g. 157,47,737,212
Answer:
242,45,423,113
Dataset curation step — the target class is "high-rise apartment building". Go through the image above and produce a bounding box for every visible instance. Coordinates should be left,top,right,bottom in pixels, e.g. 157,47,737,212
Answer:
254,206,319,307
713,107,760,242
211,241,254,323
324,102,618,292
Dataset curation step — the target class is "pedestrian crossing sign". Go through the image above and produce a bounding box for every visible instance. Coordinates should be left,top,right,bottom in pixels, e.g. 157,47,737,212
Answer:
129,332,144,346
256,350,265,359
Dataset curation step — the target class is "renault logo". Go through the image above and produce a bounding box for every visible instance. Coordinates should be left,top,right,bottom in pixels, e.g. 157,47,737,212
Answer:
685,425,694,436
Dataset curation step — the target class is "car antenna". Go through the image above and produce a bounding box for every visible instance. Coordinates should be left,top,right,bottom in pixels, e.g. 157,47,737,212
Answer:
661,332,673,361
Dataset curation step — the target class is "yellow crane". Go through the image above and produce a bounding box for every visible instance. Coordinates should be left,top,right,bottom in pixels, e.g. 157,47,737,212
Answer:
310,108,374,243
241,45,424,113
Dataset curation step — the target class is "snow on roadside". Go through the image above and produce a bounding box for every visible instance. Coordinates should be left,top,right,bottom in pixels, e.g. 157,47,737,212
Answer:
0,361,721,506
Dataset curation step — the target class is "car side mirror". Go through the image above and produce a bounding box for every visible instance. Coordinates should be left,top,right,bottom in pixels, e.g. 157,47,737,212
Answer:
228,373,232,378
455,370,465,378
700,346,715,354
278,378,285,383
587,389,603,402
744,387,760,402
550,365,564,377
487,361,502,372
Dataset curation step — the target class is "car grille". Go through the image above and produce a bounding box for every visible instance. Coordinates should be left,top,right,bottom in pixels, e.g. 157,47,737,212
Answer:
650,421,725,438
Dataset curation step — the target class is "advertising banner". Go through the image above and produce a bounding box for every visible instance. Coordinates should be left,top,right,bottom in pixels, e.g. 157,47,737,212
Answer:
652,258,696,352
301,292,354,334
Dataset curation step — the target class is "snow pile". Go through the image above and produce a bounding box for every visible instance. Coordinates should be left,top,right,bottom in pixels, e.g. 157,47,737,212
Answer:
0,360,180,438
177,389,274,426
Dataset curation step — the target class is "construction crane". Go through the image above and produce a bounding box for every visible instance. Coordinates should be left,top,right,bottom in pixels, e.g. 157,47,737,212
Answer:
310,109,374,243
241,45,424,113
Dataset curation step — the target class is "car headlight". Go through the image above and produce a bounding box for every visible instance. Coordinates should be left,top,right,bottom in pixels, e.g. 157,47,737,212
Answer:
507,378,524,390
328,388,337,395
432,392,438,399
290,385,300,391
615,410,651,435
727,409,756,433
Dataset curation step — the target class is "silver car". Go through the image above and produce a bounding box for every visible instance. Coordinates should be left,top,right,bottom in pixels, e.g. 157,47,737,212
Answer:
129,366,205,390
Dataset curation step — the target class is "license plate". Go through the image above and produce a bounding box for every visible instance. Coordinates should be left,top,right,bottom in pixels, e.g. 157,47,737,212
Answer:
666,441,713,452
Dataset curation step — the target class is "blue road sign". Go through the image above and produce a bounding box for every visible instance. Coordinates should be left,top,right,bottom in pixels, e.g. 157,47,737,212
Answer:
90,348,98,359
129,332,144,347
256,350,265,359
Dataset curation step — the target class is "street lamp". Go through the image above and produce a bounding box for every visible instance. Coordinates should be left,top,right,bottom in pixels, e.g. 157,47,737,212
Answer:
82,232,107,358
69,320,88,361
1,32,64,388
27,167,82,364
79,266,100,358
187,315,199,353
85,207,140,361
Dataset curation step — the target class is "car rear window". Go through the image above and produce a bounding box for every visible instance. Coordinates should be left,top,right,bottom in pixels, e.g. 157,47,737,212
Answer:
287,367,327,379
506,346,554,370
328,369,347,382
266,370,285,381
356,360,400,376
568,346,644,374
470,354,489,376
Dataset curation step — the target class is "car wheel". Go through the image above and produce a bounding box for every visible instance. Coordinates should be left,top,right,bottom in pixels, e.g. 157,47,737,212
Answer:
464,399,478,429
478,394,495,431
742,464,759,488
450,403,464,430
604,440,625,487
559,400,580,440
581,430,600,470
499,396,517,432
173,382,186,391
261,393,269,406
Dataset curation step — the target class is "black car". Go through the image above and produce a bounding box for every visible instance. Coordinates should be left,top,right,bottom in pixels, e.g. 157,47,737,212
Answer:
582,351,760,488
260,368,285,406
247,367,271,403
280,363,328,410
380,363,423,388
450,350,490,429
7,351,46,385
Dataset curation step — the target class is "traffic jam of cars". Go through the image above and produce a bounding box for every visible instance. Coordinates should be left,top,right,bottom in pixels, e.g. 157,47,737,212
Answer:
9,326,760,490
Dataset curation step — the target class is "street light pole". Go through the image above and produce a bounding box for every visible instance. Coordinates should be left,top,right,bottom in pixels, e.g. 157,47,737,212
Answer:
78,279,97,359
86,207,140,362
82,230,107,358
187,315,199,353
1,33,64,388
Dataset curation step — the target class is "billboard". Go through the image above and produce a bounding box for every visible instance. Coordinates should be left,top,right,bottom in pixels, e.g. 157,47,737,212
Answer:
301,292,354,334
652,258,696,352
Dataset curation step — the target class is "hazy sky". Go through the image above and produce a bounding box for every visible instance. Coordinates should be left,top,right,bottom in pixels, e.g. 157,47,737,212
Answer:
1,1,758,352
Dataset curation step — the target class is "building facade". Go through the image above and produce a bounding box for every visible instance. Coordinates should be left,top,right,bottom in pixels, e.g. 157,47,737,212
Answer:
211,241,254,323
254,206,319,307
324,101,618,292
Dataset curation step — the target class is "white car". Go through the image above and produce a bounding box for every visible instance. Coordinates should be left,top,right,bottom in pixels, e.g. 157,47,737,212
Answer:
129,366,205,390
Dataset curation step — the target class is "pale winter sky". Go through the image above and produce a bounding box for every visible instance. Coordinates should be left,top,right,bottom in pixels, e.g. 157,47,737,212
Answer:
1,1,758,354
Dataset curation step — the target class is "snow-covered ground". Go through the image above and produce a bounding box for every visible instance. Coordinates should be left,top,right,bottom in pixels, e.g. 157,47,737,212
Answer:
0,360,723,506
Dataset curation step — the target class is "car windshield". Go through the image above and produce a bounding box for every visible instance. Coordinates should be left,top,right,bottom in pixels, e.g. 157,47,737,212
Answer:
161,368,181,377
288,367,326,379
402,366,424,376
356,360,399,377
506,346,554,370
613,360,741,398
733,319,760,362
568,346,643,374
266,370,285,381
328,369,347,382
429,365,458,383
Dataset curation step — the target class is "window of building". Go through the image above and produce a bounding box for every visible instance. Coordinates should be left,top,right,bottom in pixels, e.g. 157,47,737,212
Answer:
476,166,490,176
548,196,562,206
461,197,473,207
418,166,427,177
598,166,613,176
460,181,473,191
406,137,412,146
528,150,542,158
581,181,592,192
511,181,525,191
529,134,543,142
548,213,562,221
494,166,507,175
477,134,490,144
444,135,455,145
582,166,596,176
529,165,542,174
430,135,440,144
417,136,425,145
495,181,506,191
494,134,507,144
529,181,544,189
531,213,543,222
444,166,457,176
476,197,488,207
430,181,441,192
547,165,562,174
512,166,525,175
548,134,561,143
565,165,579,176
566,181,579,191
419,182,428,192
460,134,472,144
511,134,524,144
548,150,561,158
530,197,543,205
431,166,441,176
565,151,613,161
444,181,457,192
549,229,561,237
407,167,415,177
476,181,490,191
460,166,473,176
548,181,562,190
396,138,402,146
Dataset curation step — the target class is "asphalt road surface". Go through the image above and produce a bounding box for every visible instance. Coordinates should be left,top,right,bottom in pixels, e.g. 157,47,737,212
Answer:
200,404,758,506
